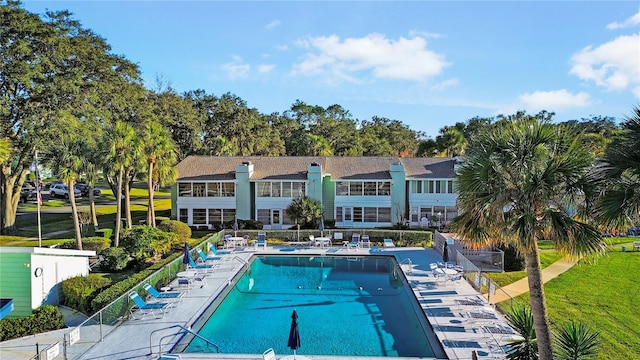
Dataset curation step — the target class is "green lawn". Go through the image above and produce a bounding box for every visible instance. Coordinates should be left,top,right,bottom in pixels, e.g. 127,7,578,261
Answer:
2,195,172,246
487,251,564,287
499,247,640,359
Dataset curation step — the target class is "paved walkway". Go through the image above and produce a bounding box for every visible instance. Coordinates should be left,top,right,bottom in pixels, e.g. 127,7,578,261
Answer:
489,255,580,303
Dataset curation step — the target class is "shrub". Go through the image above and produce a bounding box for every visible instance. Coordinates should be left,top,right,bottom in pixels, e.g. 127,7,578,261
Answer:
0,305,64,341
158,220,192,245
61,274,112,314
99,247,130,272
120,226,178,266
81,237,111,253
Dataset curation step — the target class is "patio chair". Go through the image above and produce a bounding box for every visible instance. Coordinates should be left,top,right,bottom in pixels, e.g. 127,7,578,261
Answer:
188,256,217,273
128,291,172,319
255,232,267,250
383,238,396,247
143,283,185,303
177,278,193,291
209,243,232,256
360,235,371,248
196,248,221,263
348,234,360,250
262,348,276,360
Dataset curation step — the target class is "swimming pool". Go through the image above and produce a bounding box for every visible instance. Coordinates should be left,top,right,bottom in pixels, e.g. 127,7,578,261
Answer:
180,255,441,357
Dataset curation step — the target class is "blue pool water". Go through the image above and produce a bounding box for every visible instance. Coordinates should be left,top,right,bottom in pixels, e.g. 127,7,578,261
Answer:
184,255,436,357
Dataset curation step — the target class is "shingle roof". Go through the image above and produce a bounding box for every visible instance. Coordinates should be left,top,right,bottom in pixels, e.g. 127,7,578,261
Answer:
400,157,458,179
174,156,457,181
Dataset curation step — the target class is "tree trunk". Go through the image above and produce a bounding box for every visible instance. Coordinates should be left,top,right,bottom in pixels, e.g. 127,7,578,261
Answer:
67,180,83,250
89,189,98,230
114,165,124,247
146,161,155,227
1,166,28,235
525,249,553,360
124,171,132,228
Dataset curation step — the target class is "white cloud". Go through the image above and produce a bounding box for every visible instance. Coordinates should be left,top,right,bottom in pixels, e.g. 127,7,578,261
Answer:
518,89,591,112
274,44,289,51
292,33,449,82
257,64,275,73
570,33,640,97
222,56,250,79
431,78,458,91
408,30,443,39
607,11,640,29
265,20,281,30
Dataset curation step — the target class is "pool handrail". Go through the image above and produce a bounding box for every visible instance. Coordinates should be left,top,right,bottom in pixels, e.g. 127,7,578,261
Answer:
150,324,220,355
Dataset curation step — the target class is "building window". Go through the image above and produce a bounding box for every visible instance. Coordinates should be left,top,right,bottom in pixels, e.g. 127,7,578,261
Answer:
353,207,363,222
336,182,349,196
271,182,281,197
221,183,235,196
448,180,454,193
378,182,390,195
411,180,422,193
378,207,391,222
178,183,192,197
257,181,305,197
257,209,271,224
222,209,236,223
193,183,206,197
364,207,377,222
207,183,219,197
282,182,292,197
350,182,363,196
336,207,343,220
193,208,206,224
179,208,188,222
208,209,222,224
258,182,271,197
292,182,306,197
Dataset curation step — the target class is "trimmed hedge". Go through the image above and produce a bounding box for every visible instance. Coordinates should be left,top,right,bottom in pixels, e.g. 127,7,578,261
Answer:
59,237,111,252
158,220,192,245
120,226,178,266
0,305,65,341
62,274,112,314
90,252,182,313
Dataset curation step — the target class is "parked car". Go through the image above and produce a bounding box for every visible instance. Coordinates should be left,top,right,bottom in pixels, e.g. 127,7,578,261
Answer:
75,183,102,197
20,183,37,203
49,183,82,199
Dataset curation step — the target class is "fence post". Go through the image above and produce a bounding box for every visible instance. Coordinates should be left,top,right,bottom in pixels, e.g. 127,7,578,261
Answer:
99,310,103,341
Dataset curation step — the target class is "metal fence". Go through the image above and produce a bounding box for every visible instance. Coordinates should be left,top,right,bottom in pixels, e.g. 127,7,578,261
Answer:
58,232,223,360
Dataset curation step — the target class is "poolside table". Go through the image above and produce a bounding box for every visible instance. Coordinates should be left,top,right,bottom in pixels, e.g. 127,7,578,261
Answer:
226,236,247,248
314,236,332,248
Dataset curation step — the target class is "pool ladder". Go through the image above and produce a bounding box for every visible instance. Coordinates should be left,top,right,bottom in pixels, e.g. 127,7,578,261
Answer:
399,258,413,274
150,324,220,356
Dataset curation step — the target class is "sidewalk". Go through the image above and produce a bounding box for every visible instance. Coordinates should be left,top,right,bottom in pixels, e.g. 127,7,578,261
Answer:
490,255,580,303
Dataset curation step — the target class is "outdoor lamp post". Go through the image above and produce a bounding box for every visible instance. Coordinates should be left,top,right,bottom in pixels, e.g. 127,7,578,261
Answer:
437,212,442,230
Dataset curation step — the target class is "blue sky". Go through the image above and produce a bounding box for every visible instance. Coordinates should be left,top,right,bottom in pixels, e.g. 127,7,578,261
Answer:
24,1,640,138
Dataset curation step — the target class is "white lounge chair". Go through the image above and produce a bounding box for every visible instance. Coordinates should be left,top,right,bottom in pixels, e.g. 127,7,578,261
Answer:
383,238,395,247
262,348,276,360
255,232,267,250
360,235,371,248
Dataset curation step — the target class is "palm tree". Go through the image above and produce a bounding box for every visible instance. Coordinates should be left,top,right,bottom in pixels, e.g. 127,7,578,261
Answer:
554,321,600,360
451,114,604,360
285,197,322,229
505,304,538,359
103,121,137,247
594,106,640,229
140,121,177,226
45,138,86,250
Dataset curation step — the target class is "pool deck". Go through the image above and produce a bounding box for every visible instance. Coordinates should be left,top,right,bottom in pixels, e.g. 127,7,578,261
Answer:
0,246,517,360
